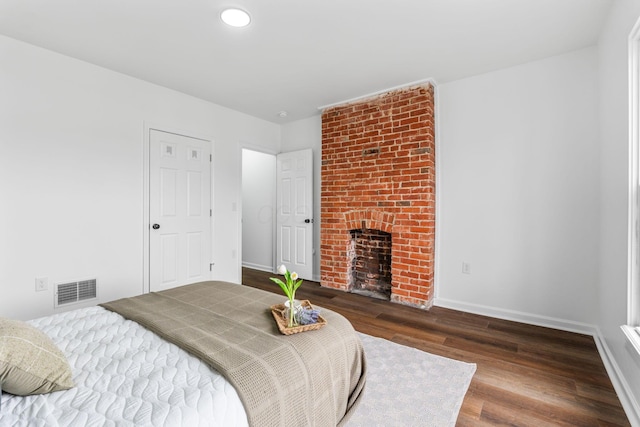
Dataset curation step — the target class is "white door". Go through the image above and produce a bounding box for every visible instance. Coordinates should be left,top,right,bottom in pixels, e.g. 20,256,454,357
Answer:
276,149,313,280
149,129,212,292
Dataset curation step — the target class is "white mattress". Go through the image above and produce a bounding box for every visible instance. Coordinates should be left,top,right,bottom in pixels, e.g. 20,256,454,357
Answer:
0,306,248,427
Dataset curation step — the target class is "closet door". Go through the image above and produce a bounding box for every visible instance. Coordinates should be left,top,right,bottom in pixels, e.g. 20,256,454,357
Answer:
149,129,212,292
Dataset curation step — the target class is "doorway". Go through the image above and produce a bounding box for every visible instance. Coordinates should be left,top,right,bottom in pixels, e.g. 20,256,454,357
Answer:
241,148,276,272
241,148,314,280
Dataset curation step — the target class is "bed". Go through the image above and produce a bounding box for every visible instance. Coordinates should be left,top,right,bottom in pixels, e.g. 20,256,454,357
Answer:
0,281,366,426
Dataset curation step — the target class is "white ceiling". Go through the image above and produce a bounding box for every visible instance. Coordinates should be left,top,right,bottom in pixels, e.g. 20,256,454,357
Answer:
0,0,613,123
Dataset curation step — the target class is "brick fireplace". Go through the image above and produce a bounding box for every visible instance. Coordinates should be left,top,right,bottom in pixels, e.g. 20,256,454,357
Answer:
320,84,435,309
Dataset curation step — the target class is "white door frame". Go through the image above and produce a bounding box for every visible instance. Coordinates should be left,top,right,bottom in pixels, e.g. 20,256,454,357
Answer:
143,122,215,294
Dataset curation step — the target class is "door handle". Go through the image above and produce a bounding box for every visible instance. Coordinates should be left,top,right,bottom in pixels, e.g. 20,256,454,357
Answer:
152,224,160,230
304,219,313,224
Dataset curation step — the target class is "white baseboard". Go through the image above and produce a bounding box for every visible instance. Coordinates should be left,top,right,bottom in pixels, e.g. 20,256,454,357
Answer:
434,298,597,335
593,330,640,427
434,297,640,426
241,262,274,273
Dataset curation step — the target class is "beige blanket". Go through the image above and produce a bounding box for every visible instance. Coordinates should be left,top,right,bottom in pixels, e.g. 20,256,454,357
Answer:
100,281,366,427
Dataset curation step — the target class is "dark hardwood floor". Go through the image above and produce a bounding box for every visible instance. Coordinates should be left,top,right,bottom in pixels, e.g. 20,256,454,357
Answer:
242,267,630,426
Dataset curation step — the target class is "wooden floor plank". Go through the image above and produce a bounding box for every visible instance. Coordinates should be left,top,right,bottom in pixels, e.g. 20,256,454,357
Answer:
241,268,631,426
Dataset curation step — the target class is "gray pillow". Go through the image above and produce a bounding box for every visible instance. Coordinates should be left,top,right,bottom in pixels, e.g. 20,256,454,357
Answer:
0,317,74,395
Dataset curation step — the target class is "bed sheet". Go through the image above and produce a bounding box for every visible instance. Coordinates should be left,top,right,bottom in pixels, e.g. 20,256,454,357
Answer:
0,306,248,427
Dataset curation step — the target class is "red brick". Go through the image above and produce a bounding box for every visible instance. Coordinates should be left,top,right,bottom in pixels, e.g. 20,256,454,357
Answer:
320,84,435,308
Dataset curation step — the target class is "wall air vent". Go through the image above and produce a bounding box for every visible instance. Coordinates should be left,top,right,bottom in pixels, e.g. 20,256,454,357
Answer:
55,279,97,307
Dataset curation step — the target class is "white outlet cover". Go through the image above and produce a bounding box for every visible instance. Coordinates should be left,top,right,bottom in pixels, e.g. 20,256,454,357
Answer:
462,263,471,274
35,277,48,291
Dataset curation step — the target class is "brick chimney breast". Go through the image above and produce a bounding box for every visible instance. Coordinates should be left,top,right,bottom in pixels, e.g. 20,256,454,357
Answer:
320,84,436,309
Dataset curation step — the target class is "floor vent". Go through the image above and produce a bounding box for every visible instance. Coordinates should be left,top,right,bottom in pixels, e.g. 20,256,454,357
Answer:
55,279,97,307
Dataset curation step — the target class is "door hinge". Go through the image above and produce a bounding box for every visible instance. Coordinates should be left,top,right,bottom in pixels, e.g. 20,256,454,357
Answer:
210,263,215,271
210,209,212,217
210,154,212,162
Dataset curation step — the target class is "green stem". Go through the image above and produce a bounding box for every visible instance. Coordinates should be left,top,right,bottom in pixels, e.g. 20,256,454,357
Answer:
288,297,295,328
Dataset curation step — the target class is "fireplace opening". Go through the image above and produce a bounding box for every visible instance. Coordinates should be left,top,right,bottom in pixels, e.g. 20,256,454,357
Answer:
348,228,392,300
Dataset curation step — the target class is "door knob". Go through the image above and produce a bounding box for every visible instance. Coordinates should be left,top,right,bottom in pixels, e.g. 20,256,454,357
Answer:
304,219,313,224
152,224,160,230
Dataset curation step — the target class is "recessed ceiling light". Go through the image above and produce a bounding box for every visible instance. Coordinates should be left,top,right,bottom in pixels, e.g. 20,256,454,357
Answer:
221,8,251,28
277,111,288,118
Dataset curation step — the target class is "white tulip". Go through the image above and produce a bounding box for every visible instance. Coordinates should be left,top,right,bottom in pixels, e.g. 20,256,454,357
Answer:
291,272,298,281
277,264,287,275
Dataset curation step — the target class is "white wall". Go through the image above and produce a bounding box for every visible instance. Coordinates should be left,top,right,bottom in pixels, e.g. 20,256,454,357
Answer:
278,55,604,328
436,47,601,329
281,115,322,281
0,35,280,320
241,149,276,271
597,0,640,423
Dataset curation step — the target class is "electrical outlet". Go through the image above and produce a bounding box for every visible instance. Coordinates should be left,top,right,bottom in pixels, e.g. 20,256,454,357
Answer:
35,277,48,292
462,262,471,274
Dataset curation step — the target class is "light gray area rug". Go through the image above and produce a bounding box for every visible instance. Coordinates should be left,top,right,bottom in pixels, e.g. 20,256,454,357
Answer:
347,333,476,427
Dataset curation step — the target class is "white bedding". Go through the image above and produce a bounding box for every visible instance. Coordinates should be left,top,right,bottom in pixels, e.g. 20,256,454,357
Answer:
0,306,249,427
